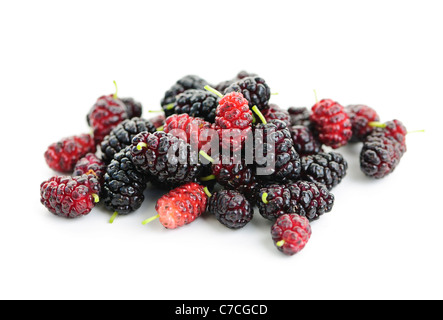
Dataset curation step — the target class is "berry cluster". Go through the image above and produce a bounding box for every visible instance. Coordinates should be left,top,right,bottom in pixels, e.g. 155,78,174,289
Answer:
40,74,413,257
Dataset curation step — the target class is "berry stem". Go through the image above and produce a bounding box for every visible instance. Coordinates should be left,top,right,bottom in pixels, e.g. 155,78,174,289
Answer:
156,125,164,132
137,142,148,150
407,129,425,134
252,113,257,124
92,193,100,203
165,103,175,110
204,85,223,98
252,105,267,124
369,121,387,128
113,80,118,100
262,193,268,204
109,211,118,224
203,187,212,198
142,214,160,225
200,174,216,182
313,89,318,103
199,150,214,163
271,92,279,95
276,240,285,247
148,110,164,113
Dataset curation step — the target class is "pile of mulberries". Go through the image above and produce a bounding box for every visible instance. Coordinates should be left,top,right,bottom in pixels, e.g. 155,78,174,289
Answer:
40,74,414,257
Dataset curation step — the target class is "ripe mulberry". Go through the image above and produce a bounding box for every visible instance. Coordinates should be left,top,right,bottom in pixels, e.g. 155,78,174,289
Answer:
102,146,148,215
73,153,106,183
130,131,201,187
224,76,271,111
257,181,334,221
254,120,301,183
87,95,128,145
310,99,352,149
167,89,219,123
161,75,209,108
261,104,291,127
100,117,156,163
300,152,348,190
44,133,95,173
345,104,380,142
40,173,100,218
290,125,322,156
271,214,312,256
207,190,253,229
211,154,260,203
288,107,311,127
214,70,258,94
120,97,143,119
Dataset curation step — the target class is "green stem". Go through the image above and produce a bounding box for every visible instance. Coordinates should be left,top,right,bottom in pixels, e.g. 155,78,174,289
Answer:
204,85,223,98
137,142,148,150
252,113,257,124
313,89,318,103
142,214,160,225
369,121,387,128
113,81,118,100
252,105,267,124
407,129,425,134
276,240,285,247
199,150,215,163
148,110,164,113
203,187,212,198
200,174,216,182
92,194,99,203
165,103,175,110
271,92,279,95
109,212,118,224
156,126,164,132
262,192,268,204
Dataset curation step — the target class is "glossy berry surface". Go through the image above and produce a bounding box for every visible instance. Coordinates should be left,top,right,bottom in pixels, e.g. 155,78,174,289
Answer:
100,117,156,163
290,125,322,156
345,104,380,142
261,104,291,127
87,95,128,145
288,107,311,127
161,75,209,108
155,182,208,229
120,97,143,119
130,131,201,187
300,152,348,190
215,92,253,130
44,133,95,173
215,91,253,152
310,99,352,149
374,119,407,153
164,113,212,151
214,70,258,93
257,181,334,221
212,155,260,203
73,153,106,183
40,173,100,218
208,190,253,229
102,146,148,214
224,76,271,111
168,89,219,123
271,214,312,256
360,125,405,179
254,120,301,183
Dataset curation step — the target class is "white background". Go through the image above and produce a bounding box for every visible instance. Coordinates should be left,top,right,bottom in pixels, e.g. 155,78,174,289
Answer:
1,0,442,300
